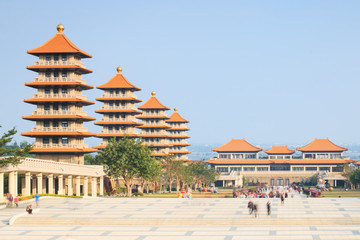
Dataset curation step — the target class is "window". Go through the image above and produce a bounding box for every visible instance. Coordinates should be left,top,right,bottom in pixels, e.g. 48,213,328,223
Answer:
45,88,50,94
45,55,51,61
62,88,68,94
62,72,67,78
257,167,268,172
330,154,341,159
217,167,229,173
121,90,125,95
43,120,50,127
44,104,50,111
45,72,51,78
43,138,50,144
243,167,255,171
108,126,113,131
115,90,119,95
317,154,328,159
304,154,316,159
115,101,119,106
53,88,59,94
61,103,68,111
270,165,290,171
115,114,119,119
52,121,59,127
109,101,114,107
319,167,330,171
62,54,67,61
61,137,68,144
122,114,126,119
54,55,59,61
53,103,59,110
115,126,119,131
110,90,114,94
292,167,304,171
52,138,59,144
332,166,344,172
245,154,256,159
61,121,68,127
54,71,59,77
121,126,126,130
230,167,241,172
109,114,113,119
306,167,317,171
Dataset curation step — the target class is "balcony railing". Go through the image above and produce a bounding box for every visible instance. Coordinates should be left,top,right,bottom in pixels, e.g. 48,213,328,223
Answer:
31,127,88,132
35,143,89,149
33,93,87,100
100,93,136,98
100,106,137,111
34,77,86,84
31,110,88,116
99,118,136,122
99,129,139,135
34,60,85,68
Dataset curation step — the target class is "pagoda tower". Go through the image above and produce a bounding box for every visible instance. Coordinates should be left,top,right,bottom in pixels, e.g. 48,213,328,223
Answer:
22,24,97,164
137,92,172,157
94,67,143,148
166,108,191,161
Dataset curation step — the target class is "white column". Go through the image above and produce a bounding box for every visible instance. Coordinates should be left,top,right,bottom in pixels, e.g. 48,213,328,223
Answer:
76,176,81,197
84,177,88,196
91,177,97,197
14,172,18,196
67,176,73,196
58,175,63,195
25,172,31,197
8,171,15,195
0,173,4,203
48,174,54,194
32,176,37,195
37,173,43,194
100,176,104,196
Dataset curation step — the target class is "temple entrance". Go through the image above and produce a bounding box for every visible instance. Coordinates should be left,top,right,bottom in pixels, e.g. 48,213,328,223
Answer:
276,178,284,186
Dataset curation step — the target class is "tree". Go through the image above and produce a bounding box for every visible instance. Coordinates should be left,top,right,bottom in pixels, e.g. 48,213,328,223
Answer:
137,155,161,194
84,154,100,165
342,163,355,189
96,136,155,196
161,154,178,193
350,169,360,186
188,161,218,189
0,126,33,168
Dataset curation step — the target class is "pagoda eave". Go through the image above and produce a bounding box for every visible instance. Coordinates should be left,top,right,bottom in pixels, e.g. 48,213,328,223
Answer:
24,98,95,105
95,97,142,103
22,115,96,121
136,116,170,120
138,125,171,129
171,143,191,146
168,128,190,131
25,82,94,90
94,121,143,126
145,144,172,147
169,151,192,154
169,136,190,139
26,66,92,74
21,132,97,137
95,109,142,114
96,133,139,137
139,135,170,138
166,120,190,123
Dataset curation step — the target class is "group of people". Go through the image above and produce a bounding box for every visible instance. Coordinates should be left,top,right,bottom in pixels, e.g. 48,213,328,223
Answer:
247,200,272,218
6,193,19,208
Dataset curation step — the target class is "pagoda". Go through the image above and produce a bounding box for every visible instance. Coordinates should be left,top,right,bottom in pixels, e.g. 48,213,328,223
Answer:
265,146,295,159
94,67,143,148
22,24,97,164
166,108,191,161
137,92,172,157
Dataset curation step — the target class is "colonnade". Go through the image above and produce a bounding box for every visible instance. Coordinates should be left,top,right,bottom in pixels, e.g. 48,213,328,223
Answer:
0,171,104,202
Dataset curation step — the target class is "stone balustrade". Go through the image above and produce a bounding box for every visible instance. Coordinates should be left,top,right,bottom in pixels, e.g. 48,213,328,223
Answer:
32,110,88,116
33,93,87,100
31,127,88,132
34,77,86,83
34,60,86,68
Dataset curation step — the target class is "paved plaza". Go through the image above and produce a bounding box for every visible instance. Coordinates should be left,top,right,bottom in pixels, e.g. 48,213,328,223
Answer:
1,194,360,240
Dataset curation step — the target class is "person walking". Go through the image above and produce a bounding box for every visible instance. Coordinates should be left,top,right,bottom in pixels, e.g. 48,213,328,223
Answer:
247,201,253,214
281,193,285,205
266,200,271,216
26,205,33,214
35,193,40,208
253,204,258,218
14,196,19,207
9,194,13,208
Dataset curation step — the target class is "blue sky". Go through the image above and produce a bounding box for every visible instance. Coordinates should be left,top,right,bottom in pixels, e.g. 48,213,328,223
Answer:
1,0,360,148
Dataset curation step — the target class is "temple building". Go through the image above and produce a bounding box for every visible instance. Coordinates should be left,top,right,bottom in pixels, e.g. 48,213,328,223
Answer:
265,146,295,159
94,67,143,148
207,138,353,187
166,108,191,161
297,138,347,159
22,24,97,164
137,92,172,157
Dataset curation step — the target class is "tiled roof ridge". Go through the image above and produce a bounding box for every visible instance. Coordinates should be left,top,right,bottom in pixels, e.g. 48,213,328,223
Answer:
212,138,263,152
297,138,348,152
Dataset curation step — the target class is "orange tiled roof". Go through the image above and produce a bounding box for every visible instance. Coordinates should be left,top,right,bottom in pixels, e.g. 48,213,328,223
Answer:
21,131,96,137
97,67,141,91
138,125,171,129
94,121,142,126
206,159,354,165
265,145,295,155
25,82,94,90
297,138,348,152
26,65,93,74
27,27,92,58
96,133,139,138
354,161,360,166
166,108,189,123
95,97,142,103
31,148,97,153
212,138,263,152
24,98,95,106
138,92,170,110
136,115,170,119
171,143,191,146
22,115,96,121
95,109,142,114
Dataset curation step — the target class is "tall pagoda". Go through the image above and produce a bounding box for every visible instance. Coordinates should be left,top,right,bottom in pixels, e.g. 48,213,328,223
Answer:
94,67,143,148
137,92,172,157
166,108,191,161
22,24,97,164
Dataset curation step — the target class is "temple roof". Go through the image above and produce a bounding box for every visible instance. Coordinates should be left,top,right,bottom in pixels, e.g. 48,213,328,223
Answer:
27,25,92,58
138,92,170,110
297,138,348,152
212,138,263,152
166,108,189,123
265,145,295,155
97,67,141,91
206,159,354,165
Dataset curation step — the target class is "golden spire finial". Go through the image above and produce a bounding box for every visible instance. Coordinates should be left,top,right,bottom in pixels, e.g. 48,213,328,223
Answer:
116,66,123,74
151,91,156,96
174,107,178,112
57,24,64,34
